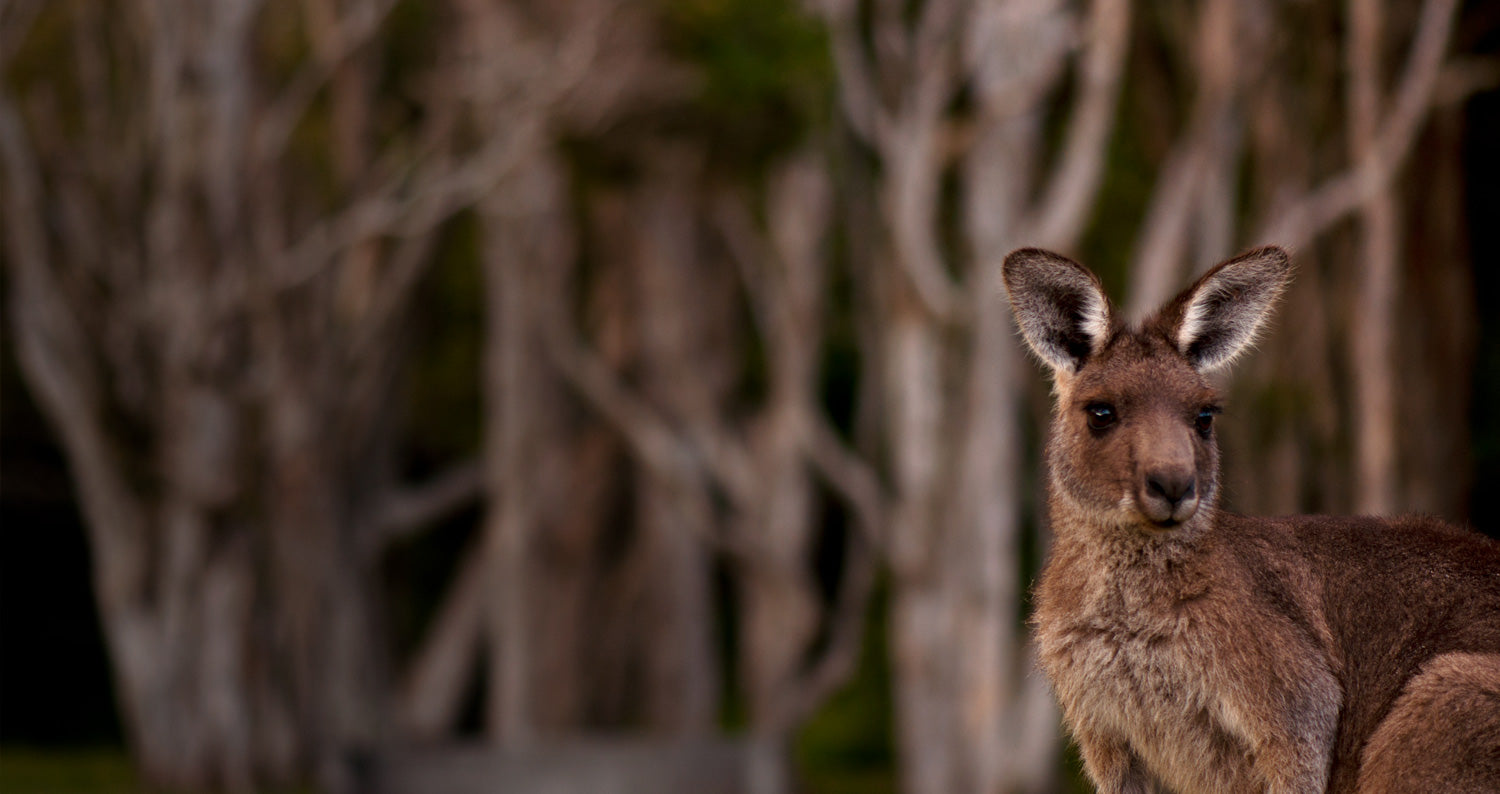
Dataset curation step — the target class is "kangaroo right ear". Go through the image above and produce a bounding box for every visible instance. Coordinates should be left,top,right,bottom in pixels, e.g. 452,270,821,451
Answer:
1002,248,1113,374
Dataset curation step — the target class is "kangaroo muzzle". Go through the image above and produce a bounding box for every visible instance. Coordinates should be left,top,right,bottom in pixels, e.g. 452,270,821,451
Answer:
1140,466,1198,526
1136,426,1200,527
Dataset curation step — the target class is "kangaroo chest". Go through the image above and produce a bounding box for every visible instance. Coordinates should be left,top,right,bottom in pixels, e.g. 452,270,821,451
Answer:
1034,559,1265,793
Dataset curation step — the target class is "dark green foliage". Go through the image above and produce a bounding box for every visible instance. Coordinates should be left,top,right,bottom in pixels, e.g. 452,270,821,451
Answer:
4,4,88,132
404,212,485,463
658,0,834,170
0,749,144,794
1076,118,1155,302
0,749,316,794
794,583,896,794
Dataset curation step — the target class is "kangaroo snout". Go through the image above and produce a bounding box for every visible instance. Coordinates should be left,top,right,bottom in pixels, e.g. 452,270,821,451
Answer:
1140,467,1197,526
1135,422,1201,527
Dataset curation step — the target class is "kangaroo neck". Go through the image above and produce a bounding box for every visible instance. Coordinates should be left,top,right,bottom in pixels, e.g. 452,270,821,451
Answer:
1045,482,1217,573
1044,491,1226,620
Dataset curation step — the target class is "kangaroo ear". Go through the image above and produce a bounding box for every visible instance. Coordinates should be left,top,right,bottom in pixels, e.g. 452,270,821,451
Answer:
1002,248,1113,374
1163,246,1293,372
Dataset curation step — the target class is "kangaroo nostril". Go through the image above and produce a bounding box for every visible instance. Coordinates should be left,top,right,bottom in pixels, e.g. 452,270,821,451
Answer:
1147,473,1195,506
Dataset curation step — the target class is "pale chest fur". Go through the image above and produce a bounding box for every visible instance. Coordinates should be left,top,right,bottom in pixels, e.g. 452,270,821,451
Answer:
1034,543,1278,794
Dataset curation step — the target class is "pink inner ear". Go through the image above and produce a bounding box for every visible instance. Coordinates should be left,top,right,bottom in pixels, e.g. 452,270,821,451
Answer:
1002,249,1114,375
1149,246,1292,371
1080,290,1111,358
1175,275,1281,372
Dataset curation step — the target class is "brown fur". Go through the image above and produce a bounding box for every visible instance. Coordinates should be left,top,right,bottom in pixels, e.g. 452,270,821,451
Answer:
1004,247,1500,794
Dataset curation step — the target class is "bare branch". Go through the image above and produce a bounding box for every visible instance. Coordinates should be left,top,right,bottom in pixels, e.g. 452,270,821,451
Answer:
352,231,443,361
818,0,967,322
398,544,487,739
805,417,889,553
886,126,971,322
910,0,965,110
965,0,1074,123
1257,0,1459,248
766,154,834,335
715,156,840,522
887,55,969,322
813,0,893,146
0,0,42,66
376,461,484,547
275,0,625,293
1026,0,1132,250
253,0,401,164
1346,0,1400,515
543,321,702,491
1127,0,1242,317
1126,145,1205,316
871,0,910,92
1434,56,1500,106
723,154,833,341
203,0,261,244
1368,0,1459,170
547,316,764,516
711,191,778,370
275,116,544,289
0,93,149,607
780,517,879,728
683,422,761,511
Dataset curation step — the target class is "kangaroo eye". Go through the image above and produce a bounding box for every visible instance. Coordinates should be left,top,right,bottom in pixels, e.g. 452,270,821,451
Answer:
1085,403,1117,431
1195,407,1218,436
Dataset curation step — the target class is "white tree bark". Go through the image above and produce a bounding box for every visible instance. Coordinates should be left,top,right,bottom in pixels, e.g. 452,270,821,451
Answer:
0,1,505,786
1347,0,1400,516
816,1,1128,791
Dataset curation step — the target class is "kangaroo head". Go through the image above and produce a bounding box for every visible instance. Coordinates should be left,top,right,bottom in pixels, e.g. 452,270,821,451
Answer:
1003,247,1292,533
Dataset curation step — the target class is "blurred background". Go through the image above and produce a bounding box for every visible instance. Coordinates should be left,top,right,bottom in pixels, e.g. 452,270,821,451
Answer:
2,0,1499,792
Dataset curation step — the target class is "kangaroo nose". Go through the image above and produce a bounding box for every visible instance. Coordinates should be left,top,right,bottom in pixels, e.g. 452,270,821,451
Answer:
1140,469,1198,527
1147,471,1195,506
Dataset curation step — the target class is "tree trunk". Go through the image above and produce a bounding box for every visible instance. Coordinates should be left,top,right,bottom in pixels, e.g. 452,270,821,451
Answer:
816,0,1123,789
1348,0,1400,516
734,159,831,735
0,1,473,786
476,150,581,742
627,150,726,733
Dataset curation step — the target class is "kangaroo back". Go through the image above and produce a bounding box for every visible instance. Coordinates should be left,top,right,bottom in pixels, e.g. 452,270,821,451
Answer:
1003,246,1500,794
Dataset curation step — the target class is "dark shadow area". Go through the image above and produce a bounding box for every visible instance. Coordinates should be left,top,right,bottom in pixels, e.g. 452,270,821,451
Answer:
0,331,121,745
1464,9,1500,538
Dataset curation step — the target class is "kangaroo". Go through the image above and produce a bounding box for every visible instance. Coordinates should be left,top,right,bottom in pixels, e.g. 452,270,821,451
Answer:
1002,246,1500,794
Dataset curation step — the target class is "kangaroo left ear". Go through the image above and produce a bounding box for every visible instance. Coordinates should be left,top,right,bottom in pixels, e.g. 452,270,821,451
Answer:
1160,246,1293,372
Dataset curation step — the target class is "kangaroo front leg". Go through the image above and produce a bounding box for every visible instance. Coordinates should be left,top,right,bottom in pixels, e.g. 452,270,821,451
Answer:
1235,667,1340,794
1256,740,1332,794
1194,625,1340,794
1075,731,1158,794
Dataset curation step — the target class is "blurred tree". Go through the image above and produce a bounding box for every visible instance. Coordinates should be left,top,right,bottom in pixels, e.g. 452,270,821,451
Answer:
811,0,1130,790
2,0,1493,792
396,8,876,789
0,0,502,787
1115,0,1477,525
393,0,701,743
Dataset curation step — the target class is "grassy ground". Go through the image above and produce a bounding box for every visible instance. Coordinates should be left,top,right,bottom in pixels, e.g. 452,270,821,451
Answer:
0,748,143,794
0,750,318,794
0,748,900,794
0,746,1082,793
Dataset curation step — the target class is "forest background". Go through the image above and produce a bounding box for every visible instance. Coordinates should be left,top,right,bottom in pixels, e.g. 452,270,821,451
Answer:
3,0,1500,792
